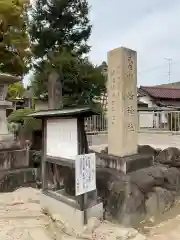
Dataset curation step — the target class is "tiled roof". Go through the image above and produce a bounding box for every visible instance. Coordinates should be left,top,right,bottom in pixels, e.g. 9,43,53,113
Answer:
139,86,180,99
138,88,146,97
29,107,95,118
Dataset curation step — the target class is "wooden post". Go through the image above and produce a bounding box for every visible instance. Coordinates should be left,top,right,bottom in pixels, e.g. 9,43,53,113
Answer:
42,119,48,191
77,116,88,225
25,140,30,167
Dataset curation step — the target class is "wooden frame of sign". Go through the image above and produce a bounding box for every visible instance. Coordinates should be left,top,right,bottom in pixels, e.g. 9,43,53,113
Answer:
29,107,97,224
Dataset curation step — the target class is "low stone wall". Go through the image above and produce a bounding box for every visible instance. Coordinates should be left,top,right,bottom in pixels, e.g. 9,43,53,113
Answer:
0,168,37,192
0,142,37,192
0,149,29,170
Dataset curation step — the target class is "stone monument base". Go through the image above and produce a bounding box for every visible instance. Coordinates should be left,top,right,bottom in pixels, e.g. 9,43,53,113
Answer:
91,150,154,173
125,153,154,172
41,189,103,232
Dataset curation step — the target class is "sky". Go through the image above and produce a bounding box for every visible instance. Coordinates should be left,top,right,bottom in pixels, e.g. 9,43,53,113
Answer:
24,0,180,87
88,0,180,86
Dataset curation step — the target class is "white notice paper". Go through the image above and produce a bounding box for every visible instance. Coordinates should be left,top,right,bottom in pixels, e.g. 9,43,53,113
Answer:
75,153,96,196
46,118,78,159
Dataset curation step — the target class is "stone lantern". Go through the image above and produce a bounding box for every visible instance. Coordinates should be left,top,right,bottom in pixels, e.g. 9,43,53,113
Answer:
0,73,20,141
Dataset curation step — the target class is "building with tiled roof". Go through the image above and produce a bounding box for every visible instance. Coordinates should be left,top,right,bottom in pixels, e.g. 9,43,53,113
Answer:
138,85,180,109
137,84,180,128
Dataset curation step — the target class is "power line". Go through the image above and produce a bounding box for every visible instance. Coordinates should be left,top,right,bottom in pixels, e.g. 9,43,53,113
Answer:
138,58,180,76
138,64,166,75
164,58,172,83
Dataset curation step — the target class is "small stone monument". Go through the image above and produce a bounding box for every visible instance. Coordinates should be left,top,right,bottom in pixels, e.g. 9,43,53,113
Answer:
0,73,19,141
107,47,138,157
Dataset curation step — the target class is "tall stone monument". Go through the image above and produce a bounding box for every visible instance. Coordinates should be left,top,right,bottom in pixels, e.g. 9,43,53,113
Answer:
48,71,63,109
0,73,19,141
107,47,138,157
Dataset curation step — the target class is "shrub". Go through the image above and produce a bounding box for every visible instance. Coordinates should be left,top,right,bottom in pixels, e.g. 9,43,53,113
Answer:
8,108,42,132
31,150,41,167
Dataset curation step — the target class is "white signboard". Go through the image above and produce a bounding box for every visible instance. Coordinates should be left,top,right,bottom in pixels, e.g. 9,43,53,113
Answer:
75,153,96,196
46,118,78,159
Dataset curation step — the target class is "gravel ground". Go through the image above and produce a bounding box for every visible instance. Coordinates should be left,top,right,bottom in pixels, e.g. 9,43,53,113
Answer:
0,188,146,240
0,188,51,240
1,187,180,240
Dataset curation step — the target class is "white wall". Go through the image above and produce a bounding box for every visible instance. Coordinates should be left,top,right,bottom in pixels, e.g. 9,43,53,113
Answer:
139,111,168,129
139,95,157,107
139,111,154,128
138,95,158,128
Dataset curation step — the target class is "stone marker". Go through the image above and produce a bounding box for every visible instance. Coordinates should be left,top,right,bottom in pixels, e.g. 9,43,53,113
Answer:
107,47,138,157
48,71,63,109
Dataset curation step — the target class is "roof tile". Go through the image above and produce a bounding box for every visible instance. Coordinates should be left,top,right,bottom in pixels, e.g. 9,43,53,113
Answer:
139,86,180,99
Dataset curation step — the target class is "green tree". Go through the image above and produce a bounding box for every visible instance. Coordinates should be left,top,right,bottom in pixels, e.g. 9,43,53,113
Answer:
30,55,106,107
28,0,106,108
7,82,25,99
29,0,91,61
0,0,30,76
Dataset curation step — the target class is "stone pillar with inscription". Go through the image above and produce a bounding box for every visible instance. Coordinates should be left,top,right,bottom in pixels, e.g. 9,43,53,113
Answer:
48,71,63,110
107,47,138,157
